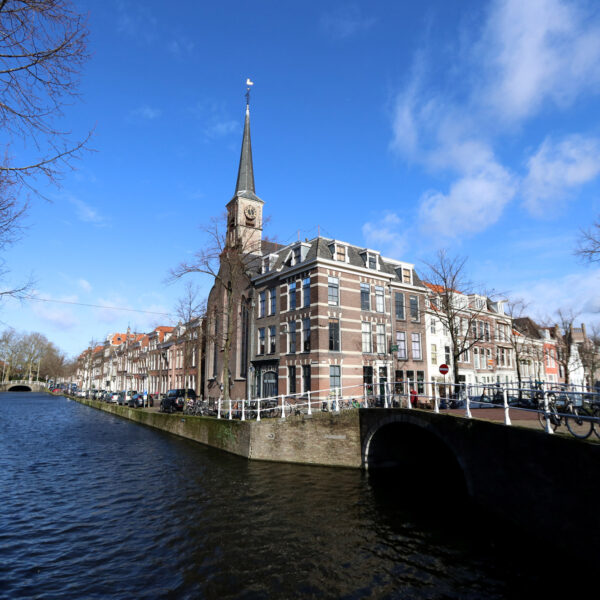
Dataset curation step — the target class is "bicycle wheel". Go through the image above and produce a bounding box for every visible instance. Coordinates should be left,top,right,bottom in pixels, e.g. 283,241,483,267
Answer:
565,406,593,439
538,400,558,431
593,407,600,440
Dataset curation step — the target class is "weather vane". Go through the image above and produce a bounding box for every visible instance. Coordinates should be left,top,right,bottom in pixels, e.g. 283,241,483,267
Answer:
245,78,254,106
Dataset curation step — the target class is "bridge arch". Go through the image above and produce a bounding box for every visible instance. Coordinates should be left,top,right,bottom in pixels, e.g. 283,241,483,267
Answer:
362,412,472,502
7,385,32,392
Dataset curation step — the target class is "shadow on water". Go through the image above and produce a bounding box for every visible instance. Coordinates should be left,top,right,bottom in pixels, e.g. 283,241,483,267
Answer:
365,422,589,598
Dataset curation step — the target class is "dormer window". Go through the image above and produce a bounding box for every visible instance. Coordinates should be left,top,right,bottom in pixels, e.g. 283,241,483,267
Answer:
328,242,347,262
293,246,301,264
361,251,378,270
402,268,411,284
262,257,270,274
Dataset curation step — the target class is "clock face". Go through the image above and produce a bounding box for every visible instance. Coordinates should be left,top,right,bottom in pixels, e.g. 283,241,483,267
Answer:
244,205,257,220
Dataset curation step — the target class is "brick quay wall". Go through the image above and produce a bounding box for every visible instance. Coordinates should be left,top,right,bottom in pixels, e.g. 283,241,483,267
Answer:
73,397,362,468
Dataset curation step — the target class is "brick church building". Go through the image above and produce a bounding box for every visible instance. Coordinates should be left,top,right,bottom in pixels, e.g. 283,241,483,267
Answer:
204,98,430,403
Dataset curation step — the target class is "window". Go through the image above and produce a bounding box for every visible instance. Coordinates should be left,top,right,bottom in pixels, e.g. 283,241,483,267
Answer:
431,344,437,365
303,277,311,307
288,321,296,353
361,283,370,311
289,282,297,310
269,326,276,354
417,371,425,394
269,288,277,315
402,268,411,284
430,318,436,334
328,276,339,305
474,347,480,369
395,292,404,319
409,295,419,320
363,366,373,391
302,365,311,393
394,370,404,394
293,246,301,264
329,318,340,351
259,291,266,317
330,365,341,391
288,366,296,394
375,286,384,313
362,322,372,353
487,348,492,369
485,322,490,342
460,348,470,363
397,331,407,359
303,318,311,352
411,333,422,360
445,345,451,365
258,328,265,355
376,324,386,353
367,253,377,269
262,257,270,274
336,245,346,261
478,321,484,340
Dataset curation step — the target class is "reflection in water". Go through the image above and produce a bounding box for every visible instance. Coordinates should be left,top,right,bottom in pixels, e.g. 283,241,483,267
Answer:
0,393,586,599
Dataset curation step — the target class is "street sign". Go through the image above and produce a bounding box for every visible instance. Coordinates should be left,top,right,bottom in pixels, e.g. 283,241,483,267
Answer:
439,364,449,375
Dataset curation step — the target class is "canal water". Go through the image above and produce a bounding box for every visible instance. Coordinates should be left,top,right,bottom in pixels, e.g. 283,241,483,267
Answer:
0,393,585,599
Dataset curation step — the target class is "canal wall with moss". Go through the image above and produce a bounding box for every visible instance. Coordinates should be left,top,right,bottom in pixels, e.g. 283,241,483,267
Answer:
74,398,362,468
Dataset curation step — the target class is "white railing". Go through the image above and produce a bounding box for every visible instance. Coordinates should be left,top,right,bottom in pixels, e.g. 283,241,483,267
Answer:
191,379,600,438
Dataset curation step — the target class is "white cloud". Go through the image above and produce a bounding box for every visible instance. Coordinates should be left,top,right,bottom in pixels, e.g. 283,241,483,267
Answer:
205,119,240,139
78,279,92,293
389,0,600,237
168,37,195,56
511,268,600,325
67,195,106,226
522,135,600,216
131,105,162,120
362,212,408,258
419,161,517,237
30,293,80,330
320,4,376,40
481,0,600,121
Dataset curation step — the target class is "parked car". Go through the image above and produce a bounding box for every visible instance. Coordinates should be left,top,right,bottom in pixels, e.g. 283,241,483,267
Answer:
129,393,153,408
117,392,126,406
160,388,196,413
106,392,119,403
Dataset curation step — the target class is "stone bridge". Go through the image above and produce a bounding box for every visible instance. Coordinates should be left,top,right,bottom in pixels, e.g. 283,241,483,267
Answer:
360,408,599,561
0,380,47,393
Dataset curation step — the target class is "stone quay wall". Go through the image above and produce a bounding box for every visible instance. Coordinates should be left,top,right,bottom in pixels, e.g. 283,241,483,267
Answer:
75,398,362,468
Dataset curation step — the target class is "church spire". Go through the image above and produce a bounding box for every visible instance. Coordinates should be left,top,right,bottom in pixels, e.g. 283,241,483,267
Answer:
234,81,257,200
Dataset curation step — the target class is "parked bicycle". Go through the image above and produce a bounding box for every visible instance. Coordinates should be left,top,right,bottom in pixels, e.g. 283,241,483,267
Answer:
591,403,600,441
537,390,593,439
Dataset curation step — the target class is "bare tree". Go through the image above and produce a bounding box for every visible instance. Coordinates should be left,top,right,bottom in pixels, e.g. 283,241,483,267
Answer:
506,300,538,393
0,1,91,296
576,219,600,263
422,250,495,385
169,214,264,401
577,323,600,387
553,309,581,386
173,281,205,400
0,327,66,382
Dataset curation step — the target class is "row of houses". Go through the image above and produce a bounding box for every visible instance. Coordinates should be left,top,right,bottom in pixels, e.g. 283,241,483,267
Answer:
74,100,599,399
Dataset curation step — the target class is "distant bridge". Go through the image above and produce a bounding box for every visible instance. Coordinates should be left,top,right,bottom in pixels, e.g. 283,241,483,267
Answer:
0,380,48,393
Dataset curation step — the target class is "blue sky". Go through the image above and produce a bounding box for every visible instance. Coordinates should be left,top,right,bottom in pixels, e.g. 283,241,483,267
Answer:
2,0,600,357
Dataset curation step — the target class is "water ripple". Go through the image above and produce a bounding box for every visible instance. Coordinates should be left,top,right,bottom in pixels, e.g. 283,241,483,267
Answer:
0,393,586,599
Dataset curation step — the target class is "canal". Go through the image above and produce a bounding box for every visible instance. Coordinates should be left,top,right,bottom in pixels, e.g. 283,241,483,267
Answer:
0,393,585,599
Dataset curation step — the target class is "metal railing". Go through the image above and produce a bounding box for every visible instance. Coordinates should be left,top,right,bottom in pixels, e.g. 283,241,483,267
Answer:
194,379,600,439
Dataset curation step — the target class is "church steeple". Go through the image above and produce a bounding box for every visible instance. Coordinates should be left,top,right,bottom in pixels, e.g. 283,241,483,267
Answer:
234,102,258,200
226,80,263,252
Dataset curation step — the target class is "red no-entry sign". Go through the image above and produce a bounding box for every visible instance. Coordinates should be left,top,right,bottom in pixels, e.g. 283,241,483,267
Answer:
439,364,449,375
